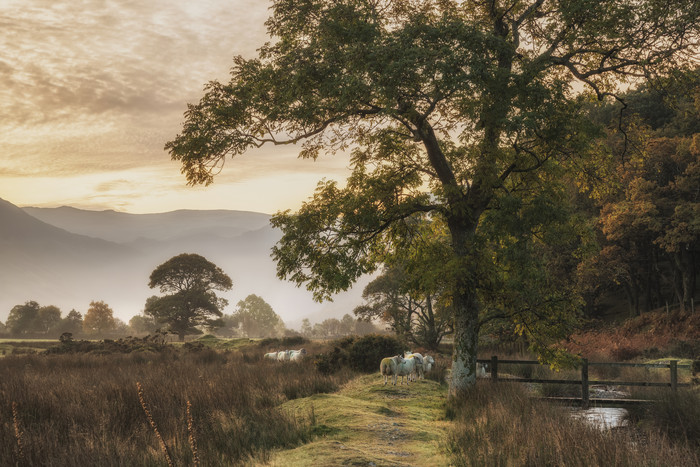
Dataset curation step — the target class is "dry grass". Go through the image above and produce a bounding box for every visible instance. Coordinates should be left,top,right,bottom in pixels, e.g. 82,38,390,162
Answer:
0,347,354,466
446,382,699,466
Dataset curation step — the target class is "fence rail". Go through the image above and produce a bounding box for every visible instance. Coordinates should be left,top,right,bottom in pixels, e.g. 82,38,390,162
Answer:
477,356,696,409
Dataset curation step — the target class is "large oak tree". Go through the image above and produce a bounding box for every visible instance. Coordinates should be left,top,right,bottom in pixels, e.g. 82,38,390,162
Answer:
166,0,700,395
145,253,232,341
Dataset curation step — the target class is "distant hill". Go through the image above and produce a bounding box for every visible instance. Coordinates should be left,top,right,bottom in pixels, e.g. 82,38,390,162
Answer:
0,198,137,318
0,198,364,328
23,206,271,243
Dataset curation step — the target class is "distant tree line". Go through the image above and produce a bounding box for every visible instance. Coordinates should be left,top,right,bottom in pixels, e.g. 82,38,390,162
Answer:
0,300,125,338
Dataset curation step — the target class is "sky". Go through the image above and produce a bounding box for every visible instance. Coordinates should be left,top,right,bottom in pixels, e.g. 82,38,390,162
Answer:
0,0,351,214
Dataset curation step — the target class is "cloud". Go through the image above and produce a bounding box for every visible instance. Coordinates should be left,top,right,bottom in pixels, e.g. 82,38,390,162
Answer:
0,0,270,126
0,0,354,214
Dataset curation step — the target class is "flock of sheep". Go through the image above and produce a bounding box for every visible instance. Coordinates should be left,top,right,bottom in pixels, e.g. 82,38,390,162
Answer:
264,348,307,362
380,352,436,385
264,348,444,385
263,348,489,386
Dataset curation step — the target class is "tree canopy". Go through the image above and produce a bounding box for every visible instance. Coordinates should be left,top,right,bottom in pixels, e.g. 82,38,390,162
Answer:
167,0,700,395
231,294,283,338
145,253,232,341
5,301,65,336
82,301,116,335
578,69,700,316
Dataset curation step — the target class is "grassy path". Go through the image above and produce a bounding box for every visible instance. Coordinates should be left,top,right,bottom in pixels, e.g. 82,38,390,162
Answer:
265,374,452,466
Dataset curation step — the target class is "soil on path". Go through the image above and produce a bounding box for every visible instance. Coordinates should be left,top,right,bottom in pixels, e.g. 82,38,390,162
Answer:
264,374,452,466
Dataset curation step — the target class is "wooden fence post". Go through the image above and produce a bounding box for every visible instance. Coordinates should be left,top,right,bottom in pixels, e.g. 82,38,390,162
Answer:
581,358,589,409
491,356,498,382
670,360,678,392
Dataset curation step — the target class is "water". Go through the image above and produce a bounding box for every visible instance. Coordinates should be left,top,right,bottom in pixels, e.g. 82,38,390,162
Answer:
571,407,629,430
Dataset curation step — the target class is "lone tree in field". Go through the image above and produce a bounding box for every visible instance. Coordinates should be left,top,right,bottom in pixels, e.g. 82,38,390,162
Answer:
166,0,700,395
145,253,232,341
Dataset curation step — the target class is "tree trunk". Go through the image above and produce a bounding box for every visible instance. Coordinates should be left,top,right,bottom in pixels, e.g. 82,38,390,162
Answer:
449,288,481,398
672,252,686,312
445,209,484,397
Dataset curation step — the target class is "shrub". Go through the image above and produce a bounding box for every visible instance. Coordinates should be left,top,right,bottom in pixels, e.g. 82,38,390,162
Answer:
666,339,700,359
257,337,281,348
281,336,308,347
347,334,403,373
314,347,348,375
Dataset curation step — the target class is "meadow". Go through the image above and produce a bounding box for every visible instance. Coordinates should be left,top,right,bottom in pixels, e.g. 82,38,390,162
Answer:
1,335,698,466
0,339,353,466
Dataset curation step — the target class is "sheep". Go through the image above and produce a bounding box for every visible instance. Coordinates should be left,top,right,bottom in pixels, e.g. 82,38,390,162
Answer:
477,362,488,378
422,355,435,375
404,352,425,381
264,352,278,360
380,355,405,386
396,356,417,385
289,348,307,361
277,350,291,361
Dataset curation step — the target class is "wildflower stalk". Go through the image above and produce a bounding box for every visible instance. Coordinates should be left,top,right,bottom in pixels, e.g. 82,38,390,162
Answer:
12,402,24,462
136,382,174,467
186,400,199,467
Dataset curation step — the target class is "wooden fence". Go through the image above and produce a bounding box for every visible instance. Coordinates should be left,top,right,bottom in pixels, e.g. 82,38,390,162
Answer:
477,356,696,408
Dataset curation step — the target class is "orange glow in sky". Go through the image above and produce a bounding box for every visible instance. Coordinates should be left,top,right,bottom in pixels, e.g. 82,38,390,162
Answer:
0,0,349,214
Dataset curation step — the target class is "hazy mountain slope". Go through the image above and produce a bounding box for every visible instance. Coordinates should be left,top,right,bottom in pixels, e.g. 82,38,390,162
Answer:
2,200,364,327
0,198,140,318
23,206,271,243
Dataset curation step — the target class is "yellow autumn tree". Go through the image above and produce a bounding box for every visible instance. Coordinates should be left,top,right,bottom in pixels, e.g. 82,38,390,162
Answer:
82,300,116,335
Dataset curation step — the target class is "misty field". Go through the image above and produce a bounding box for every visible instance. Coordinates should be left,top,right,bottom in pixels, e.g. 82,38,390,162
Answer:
2,338,699,466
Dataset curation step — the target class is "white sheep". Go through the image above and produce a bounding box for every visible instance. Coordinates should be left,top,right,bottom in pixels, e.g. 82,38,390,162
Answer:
264,351,278,360
380,355,405,386
277,350,291,361
395,356,417,385
404,352,425,381
422,355,435,375
289,348,307,361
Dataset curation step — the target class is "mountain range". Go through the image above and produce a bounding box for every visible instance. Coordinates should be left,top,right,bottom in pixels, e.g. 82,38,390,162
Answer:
0,198,366,328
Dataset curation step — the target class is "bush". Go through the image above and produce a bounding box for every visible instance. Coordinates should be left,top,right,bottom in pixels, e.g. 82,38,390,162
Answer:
257,337,281,348
314,347,348,375
281,335,308,347
666,339,700,359
258,336,308,348
347,334,403,373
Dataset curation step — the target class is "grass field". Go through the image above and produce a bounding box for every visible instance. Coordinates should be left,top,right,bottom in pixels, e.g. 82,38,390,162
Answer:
1,336,698,466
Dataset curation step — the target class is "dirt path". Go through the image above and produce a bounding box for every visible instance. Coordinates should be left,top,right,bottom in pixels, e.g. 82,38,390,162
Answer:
264,374,452,466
